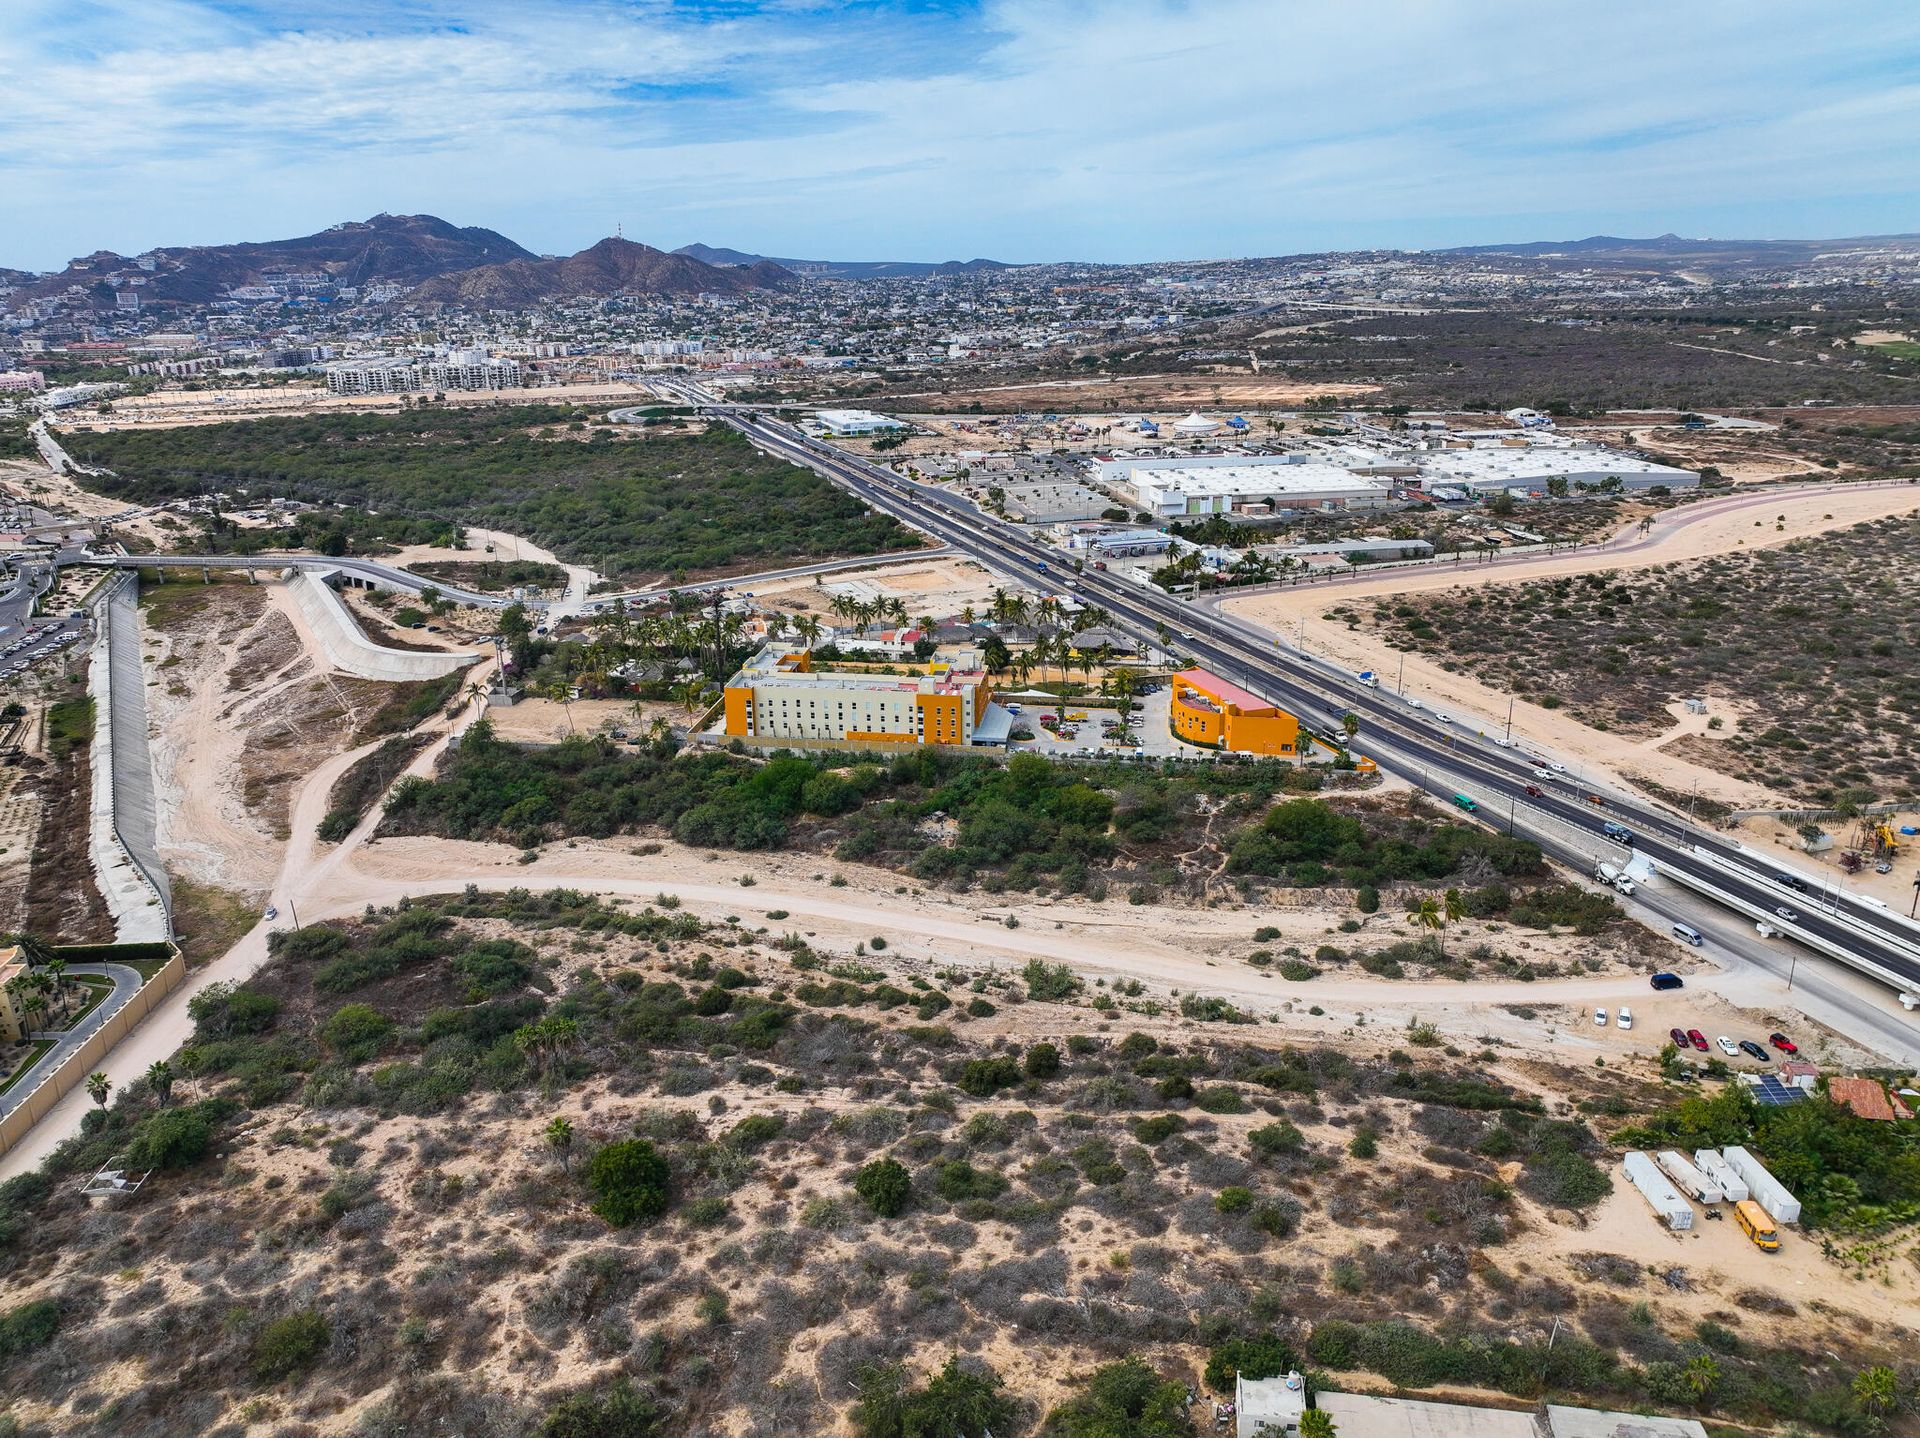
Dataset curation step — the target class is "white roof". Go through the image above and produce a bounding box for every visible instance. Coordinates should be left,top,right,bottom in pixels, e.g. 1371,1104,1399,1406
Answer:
1134,463,1393,500
1173,411,1220,432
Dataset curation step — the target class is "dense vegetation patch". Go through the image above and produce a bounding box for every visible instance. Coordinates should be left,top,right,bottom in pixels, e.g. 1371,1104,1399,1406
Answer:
66,408,919,581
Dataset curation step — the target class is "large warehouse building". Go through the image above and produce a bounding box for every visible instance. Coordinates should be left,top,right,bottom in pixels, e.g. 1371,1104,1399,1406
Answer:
1093,454,1395,517
723,646,1009,747
1091,437,1695,515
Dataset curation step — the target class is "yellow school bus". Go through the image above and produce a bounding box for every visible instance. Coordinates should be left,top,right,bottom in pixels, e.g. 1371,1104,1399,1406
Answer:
1734,1199,1780,1251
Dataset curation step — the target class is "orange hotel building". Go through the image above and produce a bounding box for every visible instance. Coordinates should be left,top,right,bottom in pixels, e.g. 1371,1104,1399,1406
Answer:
1168,668,1302,757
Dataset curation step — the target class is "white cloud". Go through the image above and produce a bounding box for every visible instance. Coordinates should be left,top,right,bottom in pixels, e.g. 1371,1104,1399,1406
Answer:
1,0,1916,267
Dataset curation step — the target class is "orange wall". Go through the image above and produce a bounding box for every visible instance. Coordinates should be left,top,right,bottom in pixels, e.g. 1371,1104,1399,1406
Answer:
723,686,753,736
1224,708,1299,757
916,691,965,745
1170,679,1226,746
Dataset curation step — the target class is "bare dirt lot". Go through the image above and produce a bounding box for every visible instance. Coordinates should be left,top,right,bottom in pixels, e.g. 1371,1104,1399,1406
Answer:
875,374,1380,412
1224,483,1920,807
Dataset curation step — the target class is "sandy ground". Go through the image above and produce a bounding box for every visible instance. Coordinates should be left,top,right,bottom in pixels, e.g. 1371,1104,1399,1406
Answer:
1734,811,1920,913
877,374,1380,408
751,554,1005,621
1221,480,1920,807
484,696,688,745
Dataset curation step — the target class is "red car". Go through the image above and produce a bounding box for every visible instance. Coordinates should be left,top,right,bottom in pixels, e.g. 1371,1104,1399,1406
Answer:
1686,1029,1710,1053
1523,784,1545,798
1668,1027,1689,1048
1769,1032,1797,1054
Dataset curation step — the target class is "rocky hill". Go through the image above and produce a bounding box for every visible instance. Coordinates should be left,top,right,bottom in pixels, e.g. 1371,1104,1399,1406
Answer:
674,242,1011,279
406,237,797,306
20,213,533,310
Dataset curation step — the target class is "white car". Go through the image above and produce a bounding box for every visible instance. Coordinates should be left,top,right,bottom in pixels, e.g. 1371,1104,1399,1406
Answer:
1715,1035,1740,1057
1617,1007,1633,1031
1434,712,1454,725
1548,761,1567,773
1593,1007,1608,1027
1531,768,1553,780
1490,735,1511,747
1406,698,1425,710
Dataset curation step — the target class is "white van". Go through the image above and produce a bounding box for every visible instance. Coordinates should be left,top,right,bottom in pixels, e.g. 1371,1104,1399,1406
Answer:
1671,923,1704,947
1617,1007,1633,1031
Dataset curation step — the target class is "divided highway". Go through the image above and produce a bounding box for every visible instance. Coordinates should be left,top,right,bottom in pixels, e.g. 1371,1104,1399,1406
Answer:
715,405,1920,1005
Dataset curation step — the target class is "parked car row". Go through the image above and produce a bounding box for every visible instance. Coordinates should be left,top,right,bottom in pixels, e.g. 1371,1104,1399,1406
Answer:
1663,1027,1796,1059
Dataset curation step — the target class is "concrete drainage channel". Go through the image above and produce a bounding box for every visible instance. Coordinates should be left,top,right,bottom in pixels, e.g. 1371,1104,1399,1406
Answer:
86,572,172,942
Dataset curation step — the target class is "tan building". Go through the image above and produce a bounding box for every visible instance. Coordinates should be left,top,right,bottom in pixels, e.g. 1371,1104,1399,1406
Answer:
0,946,28,1042
722,646,1011,748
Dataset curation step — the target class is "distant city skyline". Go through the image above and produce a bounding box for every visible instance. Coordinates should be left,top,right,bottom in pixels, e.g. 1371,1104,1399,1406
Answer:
4,0,1919,272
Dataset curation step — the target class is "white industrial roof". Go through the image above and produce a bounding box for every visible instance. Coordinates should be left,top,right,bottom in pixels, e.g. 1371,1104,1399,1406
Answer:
1133,463,1393,499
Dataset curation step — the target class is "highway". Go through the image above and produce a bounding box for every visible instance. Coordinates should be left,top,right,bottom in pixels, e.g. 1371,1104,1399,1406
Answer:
696,396,1920,1017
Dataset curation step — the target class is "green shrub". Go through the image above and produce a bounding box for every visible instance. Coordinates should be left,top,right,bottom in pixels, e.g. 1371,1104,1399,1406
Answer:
1023,1042,1062,1079
536,1379,665,1438
321,1003,394,1062
1250,1121,1306,1159
1132,1114,1185,1145
1194,1086,1246,1115
585,1139,671,1227
932,1160,1008,1203
1205,1334,1299,1392
251,1308,330,1382
1046,1357,1190,1437
681,1196,731,1229
124,1105,214,1170
955,1055,1022,1097
0,1299,60,1359
854,1157,913,1218
1215,1186,1254,1214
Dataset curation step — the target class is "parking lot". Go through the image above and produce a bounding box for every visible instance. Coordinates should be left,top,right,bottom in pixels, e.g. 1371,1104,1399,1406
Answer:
1005,684,1208,760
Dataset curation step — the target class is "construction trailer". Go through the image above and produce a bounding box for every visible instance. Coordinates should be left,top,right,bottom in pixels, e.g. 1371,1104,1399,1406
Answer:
1624,1151,1694,1230
1719,1146,1802,1224
1694,1149,1749,1202
1655,1151,1725,1204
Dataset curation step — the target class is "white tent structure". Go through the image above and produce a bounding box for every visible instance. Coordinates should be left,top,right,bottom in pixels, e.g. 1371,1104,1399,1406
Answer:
1173,411,1220,437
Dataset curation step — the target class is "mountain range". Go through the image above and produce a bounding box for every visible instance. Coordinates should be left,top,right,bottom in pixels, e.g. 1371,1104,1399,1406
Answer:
407,236,796,307
673,244,1013,280
18,214,534,310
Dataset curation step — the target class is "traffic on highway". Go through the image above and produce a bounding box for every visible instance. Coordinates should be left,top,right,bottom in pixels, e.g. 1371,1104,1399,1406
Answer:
710,399,1920,1006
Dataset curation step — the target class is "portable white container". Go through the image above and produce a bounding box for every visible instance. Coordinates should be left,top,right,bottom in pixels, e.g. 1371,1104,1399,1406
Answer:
1719,1145,1801,1224
1694,1148,1749,1202
1624,1151,1694,1230
1655,1150,1724,1204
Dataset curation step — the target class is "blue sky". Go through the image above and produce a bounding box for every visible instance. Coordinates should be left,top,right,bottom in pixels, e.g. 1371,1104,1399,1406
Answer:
3,0,1919,270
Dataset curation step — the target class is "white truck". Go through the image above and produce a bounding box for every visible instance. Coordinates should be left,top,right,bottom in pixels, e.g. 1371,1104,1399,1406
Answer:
1596,861,1636,896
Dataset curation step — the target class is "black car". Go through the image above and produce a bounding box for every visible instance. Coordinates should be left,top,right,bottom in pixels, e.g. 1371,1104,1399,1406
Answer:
1737,1039,1769,1062
1775,873,1807,892
1649,972,1684,991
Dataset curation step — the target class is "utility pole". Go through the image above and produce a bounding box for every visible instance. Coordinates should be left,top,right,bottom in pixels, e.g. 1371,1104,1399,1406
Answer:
1504,693,1515,743
285,895,302,932
1396,651,1406,695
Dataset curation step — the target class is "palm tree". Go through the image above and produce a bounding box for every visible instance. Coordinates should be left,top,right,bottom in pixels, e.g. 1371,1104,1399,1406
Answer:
146,1060,174,1107
544,1115,576,1173
1407,895,1445,956
1301,1410,1337,1438
86,1071,111,1107
1341,712,1361,744
541,679,576,734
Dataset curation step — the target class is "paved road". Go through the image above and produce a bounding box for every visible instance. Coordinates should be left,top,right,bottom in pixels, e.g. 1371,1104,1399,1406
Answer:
706,401,1920,1039
0,964,144,1121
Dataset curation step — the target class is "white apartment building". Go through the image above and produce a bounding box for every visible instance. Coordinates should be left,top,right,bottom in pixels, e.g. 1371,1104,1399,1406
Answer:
325,351,522,396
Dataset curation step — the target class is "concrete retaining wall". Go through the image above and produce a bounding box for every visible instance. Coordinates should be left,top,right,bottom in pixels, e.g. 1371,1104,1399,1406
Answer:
286,570,481,683
87,575,171,942
0,949,186,1160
